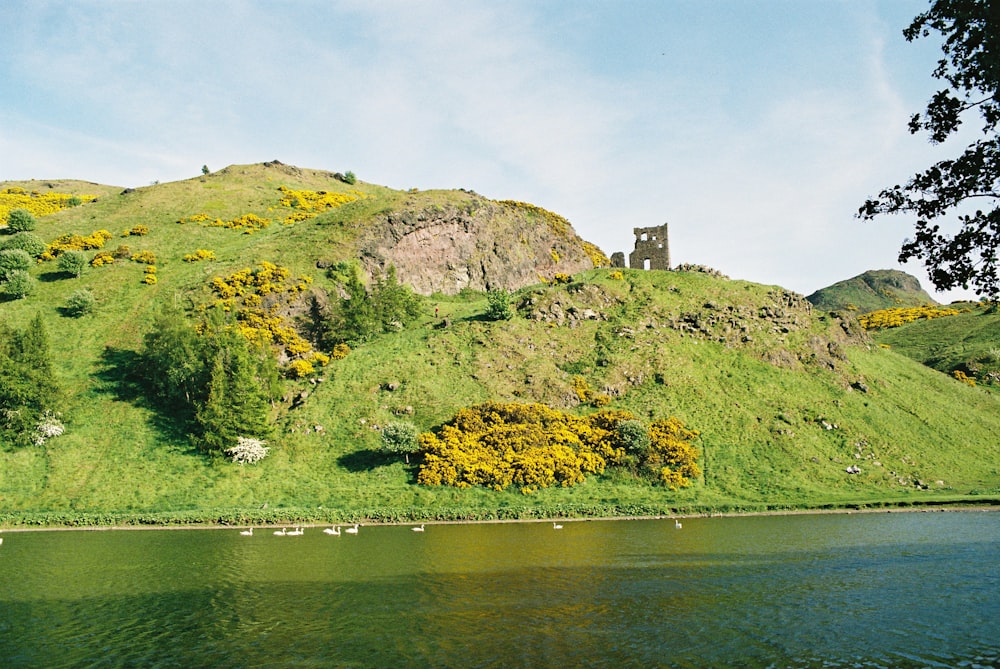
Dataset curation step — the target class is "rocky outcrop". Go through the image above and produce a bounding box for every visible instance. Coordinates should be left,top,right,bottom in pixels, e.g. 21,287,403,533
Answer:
356,194,600,295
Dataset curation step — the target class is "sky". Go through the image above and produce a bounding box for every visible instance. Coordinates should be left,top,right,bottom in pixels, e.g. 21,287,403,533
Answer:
0,0,979,301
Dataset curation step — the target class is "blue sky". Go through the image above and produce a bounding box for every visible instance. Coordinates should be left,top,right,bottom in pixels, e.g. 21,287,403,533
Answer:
0,0,974,300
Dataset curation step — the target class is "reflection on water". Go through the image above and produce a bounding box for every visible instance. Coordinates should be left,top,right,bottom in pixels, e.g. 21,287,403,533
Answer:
0,512,997,668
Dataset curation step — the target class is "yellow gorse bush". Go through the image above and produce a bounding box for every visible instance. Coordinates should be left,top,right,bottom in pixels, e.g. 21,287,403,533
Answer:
647,418,702,490
207,261,322,376
177,212,270,234
40,229,113,261
182,249,216,262
122,224,149,237
90,251,115,267
277,185,364,212
130,250,157,265
1,187,94,224
859,305,961,330
417,403,656,493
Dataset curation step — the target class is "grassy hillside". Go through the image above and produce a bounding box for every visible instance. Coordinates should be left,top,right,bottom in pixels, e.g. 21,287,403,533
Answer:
806,269,937,313
872,302,1000,389
1,166,998,526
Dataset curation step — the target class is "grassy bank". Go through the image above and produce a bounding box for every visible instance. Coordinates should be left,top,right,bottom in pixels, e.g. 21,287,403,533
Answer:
2,166,999,528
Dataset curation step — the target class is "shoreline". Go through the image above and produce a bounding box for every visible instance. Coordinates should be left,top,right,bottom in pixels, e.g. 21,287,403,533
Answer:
3,499,997,533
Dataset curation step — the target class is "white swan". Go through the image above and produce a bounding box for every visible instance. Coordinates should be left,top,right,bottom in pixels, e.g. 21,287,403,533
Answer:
345,524,359,534
273,528,287,536
674,519,683,529
553,522,563,529
239,527,253,536
412,524,425,532
323,526,341,536
287,527,304,536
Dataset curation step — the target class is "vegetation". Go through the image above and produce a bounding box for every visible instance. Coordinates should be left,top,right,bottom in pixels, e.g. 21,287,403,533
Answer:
0,163,997,529
380,421,420,463
859,305,962,330
0,315,60,448
873,301,1000,390
806,269,937,313
6,209,37,232
859,0,1000,298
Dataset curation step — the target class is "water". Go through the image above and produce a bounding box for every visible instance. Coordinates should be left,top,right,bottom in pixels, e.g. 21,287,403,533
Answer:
0,511,997,668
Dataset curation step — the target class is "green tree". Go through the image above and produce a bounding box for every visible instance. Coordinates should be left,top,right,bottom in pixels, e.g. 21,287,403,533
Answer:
0,315,59,448
860,0,1000,298
57,250,87,277
0,249,32,281
3,270,35,299
0,232,46,257
195,329,272,455
64,288,96,317
380,421,420,463
141,305,209,409
6,209,36,233
371,266,422,330
485,288,513,320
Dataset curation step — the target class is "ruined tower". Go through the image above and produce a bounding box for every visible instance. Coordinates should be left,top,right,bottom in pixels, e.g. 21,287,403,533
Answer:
628,224,670,270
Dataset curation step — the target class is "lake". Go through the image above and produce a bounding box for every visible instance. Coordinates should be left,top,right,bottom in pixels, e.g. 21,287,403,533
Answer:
0,511,997,668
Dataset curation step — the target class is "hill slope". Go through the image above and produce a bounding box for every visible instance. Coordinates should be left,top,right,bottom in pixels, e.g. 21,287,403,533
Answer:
1,164,998,525
872,303,1000,388
807,269,937,313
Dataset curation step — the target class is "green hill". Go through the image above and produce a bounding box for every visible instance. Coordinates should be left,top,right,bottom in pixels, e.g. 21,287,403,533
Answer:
806,269,937,313
1,164,998,527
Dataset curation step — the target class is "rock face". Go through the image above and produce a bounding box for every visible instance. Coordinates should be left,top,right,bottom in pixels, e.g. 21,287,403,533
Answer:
356,195,601,295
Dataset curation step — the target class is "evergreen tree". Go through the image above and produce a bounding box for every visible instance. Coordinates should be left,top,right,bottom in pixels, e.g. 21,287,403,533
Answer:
195,329,272,454
0,315,59,448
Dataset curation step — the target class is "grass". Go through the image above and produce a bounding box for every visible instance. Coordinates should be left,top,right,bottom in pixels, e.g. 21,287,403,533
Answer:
872,302,1000,388
1,164,999,527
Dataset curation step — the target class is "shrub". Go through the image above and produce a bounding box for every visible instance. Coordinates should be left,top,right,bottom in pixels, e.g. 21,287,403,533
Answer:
1,232,46,257
33,411,65,446
225,436,269,465
286,359,315,378
4,270,35,298
90,252,115,267
182,249,216,262
485,288,513,320
58,250,87,277
616,419,650,454
130,250,156,264
0,249,32,281
6,209,37,232
64,289,96,317
342,171,357,185
381,421,420,463
122,224,149,237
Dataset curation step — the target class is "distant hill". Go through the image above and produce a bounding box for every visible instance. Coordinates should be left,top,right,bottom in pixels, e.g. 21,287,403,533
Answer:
806,269,937,313
1,163,998,525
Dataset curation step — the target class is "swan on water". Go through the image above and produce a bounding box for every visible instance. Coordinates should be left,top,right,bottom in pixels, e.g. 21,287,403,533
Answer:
412,524,425,532
323,526,341,536
239,528,253,536
345,524,359,534
552,522,563,529
674,519,683,529
273,528,287,536
287,527,304,536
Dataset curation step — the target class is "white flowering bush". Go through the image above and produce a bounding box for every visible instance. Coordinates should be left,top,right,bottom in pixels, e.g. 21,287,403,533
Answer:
225,436,269,464
33,411,65,446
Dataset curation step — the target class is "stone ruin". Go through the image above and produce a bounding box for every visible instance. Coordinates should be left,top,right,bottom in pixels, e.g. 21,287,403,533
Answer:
611,223,670,270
